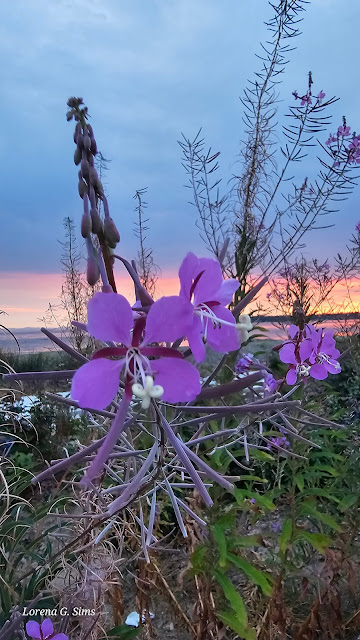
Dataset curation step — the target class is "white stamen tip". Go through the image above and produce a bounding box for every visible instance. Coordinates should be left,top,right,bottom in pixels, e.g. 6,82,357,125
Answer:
132,376,164,409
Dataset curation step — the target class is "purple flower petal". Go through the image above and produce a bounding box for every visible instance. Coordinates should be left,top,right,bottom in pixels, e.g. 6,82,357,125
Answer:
323,359,341,374
288,325,299,339
192,257,223,305
321,331,336,352
25,621,41,639
310,363,328,380
41,620,54,638
286,367,297,385
280,343,296,364
299,339,313,361
179,252,199,300
206,305,239,354
152,358,201,403
87,292,133,345
212,277,239,305
71,358,124,410
188,315,207,362
51,635,69,640
144,296,193,344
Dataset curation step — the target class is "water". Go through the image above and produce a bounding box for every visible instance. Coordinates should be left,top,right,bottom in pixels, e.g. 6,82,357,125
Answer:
0,327,70,354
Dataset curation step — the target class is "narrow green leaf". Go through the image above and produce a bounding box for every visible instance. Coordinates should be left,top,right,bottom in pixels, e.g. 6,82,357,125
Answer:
296,531,331,554
213,570,247,625
295,474,304,492
211,523,228,568
279,518,292,554
217,610,256,640
300,503,342,532
227,553,273,596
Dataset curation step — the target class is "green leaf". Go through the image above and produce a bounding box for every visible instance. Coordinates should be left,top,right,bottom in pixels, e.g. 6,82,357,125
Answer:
311,465,340,477
300,503,342,532
279,518,292,554
232,535,264,548
213,570,247,625
217,610,256,640
191,545,208,574
295,474,304,492
227,553,273,596
338,494,359,511
238,475,269,484
250,449,275,462
211,523,228,568
302,488,340,503
234,489,276,511
296,531,331,554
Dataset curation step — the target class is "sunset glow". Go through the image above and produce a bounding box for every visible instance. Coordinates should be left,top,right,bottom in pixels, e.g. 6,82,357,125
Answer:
2,271,360,329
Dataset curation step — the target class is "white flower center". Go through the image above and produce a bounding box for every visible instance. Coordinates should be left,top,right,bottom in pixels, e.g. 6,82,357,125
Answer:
296,363,310,377
194,304,248,341
132,375,164,409
124,347,152,385
316,352,340,369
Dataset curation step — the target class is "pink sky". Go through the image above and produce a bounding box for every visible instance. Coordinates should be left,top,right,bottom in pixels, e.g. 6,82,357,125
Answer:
1,271,181,328
2,271,359,329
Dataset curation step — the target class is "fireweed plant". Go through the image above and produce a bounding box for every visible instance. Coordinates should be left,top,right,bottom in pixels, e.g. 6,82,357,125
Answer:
3,99,342,547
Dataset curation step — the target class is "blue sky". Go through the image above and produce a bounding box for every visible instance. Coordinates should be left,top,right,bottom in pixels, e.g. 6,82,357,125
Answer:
1,0,359,281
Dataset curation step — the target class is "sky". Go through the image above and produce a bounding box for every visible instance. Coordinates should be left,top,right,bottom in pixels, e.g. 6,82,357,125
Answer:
1,0,360,328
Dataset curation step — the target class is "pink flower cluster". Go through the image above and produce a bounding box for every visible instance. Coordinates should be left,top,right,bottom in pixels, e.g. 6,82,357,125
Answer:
71,252,240,411
325,124,360,167
292,89,325,107
279,323,341,385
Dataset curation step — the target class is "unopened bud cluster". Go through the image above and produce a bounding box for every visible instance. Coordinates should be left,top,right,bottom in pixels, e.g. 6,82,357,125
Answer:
66,97,120,285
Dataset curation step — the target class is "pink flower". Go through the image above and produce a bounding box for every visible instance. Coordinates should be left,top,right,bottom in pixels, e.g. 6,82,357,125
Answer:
71,292,201,410
158,252,240,362
279,324,341,384
356,221,360,233
337,125,351,137
300,93,312,106
26,619,68,640
316,90,325,104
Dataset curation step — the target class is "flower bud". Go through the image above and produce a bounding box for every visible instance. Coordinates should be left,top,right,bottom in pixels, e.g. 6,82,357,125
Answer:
76,133,84,149
104,217,120,248
74,147,82,165
66,110,74,121
78,179,87,198
73,123,81,143
90,138,98,155
81,157,90,178
87,256,100,286
81,212,92,238
83,134,91,150
90,208,103,234
89,166,99,184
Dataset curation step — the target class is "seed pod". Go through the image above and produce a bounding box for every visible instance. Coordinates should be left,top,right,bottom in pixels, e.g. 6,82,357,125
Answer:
74,147,82,165
89,166,99,184
95,179,104,194
76,133,84,149
78,179,87,198
87,256,100,286
83,134,91,150
81,157,90,178
81,213,92,238
73,122,81,143
104,217,120,247
90,208,103,234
